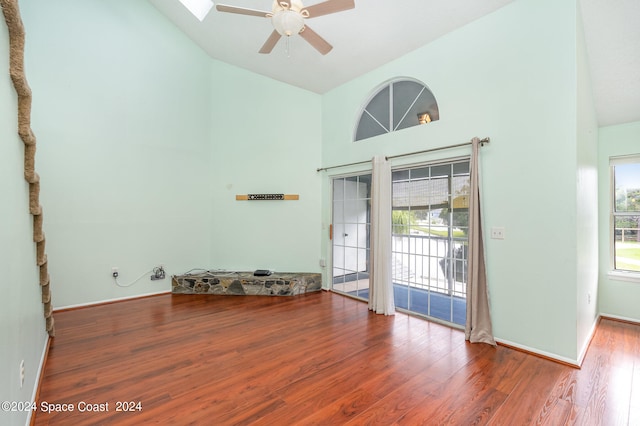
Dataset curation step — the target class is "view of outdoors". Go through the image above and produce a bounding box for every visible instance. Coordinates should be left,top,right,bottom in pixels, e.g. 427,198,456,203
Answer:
332,159,639,326
391,162,469,325
614,162,640,272
332,160,470,326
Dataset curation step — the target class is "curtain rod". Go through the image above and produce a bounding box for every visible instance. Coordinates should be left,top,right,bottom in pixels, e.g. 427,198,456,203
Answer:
316,137,490,172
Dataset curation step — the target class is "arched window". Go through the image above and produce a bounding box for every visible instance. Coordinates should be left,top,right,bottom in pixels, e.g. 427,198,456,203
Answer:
354,78,439,142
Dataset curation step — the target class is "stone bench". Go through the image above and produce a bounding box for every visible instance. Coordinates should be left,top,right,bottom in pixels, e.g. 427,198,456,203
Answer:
171,271,322,296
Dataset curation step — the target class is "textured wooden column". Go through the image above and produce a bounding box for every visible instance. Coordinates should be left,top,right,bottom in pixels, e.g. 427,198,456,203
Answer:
1,0,55,336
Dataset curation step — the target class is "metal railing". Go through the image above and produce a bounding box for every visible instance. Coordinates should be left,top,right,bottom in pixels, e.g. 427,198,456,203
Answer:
391,233,467,298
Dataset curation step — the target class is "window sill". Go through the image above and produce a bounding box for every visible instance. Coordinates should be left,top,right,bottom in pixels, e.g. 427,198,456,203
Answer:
608,271,640,283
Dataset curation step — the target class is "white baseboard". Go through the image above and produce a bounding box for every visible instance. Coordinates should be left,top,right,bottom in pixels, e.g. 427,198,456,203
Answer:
494,337,580,367
600,312,640,324
53,290,171,312
497,314,603,369
577,315,600,367
25,334,50,426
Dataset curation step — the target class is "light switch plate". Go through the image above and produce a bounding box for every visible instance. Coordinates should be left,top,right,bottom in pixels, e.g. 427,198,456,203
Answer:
491,227,505,239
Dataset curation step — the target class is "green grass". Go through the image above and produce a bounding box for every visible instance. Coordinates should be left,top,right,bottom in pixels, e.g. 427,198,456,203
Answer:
616,244,640,271
617,247,640,261
616,261,640,272
415,227,466,238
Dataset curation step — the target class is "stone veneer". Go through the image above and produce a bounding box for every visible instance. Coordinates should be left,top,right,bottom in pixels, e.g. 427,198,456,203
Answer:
172,271,322,296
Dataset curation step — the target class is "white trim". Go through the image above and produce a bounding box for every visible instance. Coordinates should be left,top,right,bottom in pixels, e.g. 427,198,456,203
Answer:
53,290,171,312
608,164,615,269
608,158,640,275
494,337,580,367
607,270,640,283
364,109,389,133
600,312,640,324
497,319,606,367
25,334,50,426
609,153,640,166
577,316,600,366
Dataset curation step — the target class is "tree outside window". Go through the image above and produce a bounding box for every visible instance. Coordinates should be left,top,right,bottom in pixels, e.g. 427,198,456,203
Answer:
612,159,640,273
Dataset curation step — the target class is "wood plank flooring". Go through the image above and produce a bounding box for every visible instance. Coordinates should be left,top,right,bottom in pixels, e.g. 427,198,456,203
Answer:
33,291,640,425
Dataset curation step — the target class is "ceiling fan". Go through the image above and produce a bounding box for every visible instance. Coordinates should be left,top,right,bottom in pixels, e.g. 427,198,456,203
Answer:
215,0,355,55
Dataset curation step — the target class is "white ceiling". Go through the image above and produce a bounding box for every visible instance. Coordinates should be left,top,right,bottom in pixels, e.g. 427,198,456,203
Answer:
149,0,640,127
580,0,640,126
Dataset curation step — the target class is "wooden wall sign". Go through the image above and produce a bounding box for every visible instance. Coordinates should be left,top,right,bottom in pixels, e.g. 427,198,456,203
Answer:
236,194,299,201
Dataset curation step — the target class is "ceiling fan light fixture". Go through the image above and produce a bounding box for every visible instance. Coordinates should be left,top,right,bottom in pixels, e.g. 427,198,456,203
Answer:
272,10,305,36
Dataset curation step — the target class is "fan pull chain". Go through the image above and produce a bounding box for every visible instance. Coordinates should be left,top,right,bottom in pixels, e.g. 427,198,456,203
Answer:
285,35,291,57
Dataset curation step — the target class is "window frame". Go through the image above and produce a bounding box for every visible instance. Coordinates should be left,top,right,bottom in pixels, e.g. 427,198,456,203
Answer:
608,154,640,282
353,77,439,142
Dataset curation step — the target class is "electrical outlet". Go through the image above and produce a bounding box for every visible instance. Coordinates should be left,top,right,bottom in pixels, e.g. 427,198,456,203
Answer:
491,227,505,240
19,359,25,388
111,267,119,278
150,265,166,281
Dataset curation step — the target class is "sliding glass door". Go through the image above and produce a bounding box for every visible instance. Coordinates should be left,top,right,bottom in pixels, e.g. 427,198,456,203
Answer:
332,174,371,299
391,161,469,325
330,160,468,327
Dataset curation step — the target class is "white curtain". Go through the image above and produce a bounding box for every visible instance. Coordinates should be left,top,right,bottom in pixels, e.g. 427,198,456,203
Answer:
465,138,496,345
369,155,395,315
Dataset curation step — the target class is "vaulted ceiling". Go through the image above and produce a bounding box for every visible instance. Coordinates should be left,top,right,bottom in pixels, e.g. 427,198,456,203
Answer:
149,0,640,127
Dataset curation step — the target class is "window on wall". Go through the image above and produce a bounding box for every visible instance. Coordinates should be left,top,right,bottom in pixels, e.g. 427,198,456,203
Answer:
354,78,439,142
611,155,640,275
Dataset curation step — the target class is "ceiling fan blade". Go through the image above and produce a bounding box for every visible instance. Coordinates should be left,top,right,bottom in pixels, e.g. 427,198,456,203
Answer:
302,0,355,18
299,25,333,55
259,30,282,54
215,4,271,17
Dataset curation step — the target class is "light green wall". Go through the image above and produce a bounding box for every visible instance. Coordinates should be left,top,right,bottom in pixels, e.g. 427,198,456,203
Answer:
575,2,599,356
20,0,323,308
0,14,48,426
209,61,322,272
598,121,640,322
321,0,586,360
21,0,214,307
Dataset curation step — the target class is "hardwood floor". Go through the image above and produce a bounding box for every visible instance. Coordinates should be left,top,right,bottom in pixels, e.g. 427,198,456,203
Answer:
33,291,639,425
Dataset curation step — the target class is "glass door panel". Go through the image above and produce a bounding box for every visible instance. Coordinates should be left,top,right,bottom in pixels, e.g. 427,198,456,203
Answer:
332,174,371,299
392,161,469,326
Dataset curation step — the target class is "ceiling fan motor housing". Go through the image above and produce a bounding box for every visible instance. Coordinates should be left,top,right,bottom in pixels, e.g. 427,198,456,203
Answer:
272,10,304,36
271,0,306,36
274,0,305,13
